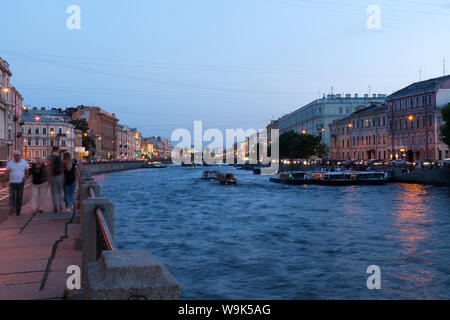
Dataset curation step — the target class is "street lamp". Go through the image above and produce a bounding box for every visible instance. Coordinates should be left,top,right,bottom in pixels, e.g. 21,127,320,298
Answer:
348,123,353,128
408,115,414,121
301,130,307,135
2,87,9,93
35,116,40,121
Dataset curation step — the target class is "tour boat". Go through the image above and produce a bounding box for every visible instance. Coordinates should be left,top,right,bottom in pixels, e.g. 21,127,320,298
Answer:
270,171,388,186
146,161,167,168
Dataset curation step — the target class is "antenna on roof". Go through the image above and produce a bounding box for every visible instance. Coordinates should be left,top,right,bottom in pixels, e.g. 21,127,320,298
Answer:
368,85,371,96
444,57,447,76
419,65,422,81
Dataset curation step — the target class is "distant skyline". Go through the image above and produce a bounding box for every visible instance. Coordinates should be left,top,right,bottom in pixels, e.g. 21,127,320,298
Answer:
1,0,449,138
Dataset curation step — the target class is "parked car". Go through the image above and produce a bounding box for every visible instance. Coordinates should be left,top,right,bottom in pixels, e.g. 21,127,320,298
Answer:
0,160,8,180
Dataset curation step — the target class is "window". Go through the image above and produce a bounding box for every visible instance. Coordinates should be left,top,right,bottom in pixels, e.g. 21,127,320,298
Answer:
339,107,343,114
27,138,31,146
42,139,47,146
43,127,47,135
35,128,39,135
27,127,32,135
35,139,39,146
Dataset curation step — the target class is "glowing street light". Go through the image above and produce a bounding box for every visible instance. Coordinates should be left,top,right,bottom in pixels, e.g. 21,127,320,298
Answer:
50,130,55,136
301,130,307,135
83,132,88,137
408,115,414,121
35,116,40,121
2,87,9,93
348,123,353,128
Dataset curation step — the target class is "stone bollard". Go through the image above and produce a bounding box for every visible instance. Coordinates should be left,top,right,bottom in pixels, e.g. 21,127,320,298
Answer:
81,197,115,279
87,250,181,300
75,181,102,251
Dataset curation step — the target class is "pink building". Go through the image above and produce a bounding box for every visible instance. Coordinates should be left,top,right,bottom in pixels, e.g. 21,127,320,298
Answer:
387,75,450,162
0,57,23,160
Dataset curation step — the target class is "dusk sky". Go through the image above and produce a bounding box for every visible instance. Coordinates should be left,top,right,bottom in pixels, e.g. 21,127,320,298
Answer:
1,0,449,139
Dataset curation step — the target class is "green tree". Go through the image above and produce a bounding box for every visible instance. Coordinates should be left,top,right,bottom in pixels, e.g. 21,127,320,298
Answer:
441,103,450,148
69,119,96,157
276,131,327,159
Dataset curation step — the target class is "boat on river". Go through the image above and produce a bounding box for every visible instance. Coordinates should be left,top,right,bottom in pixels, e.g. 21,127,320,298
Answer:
202,170,220,180
217,173,236,185
145,161,167,168
270,171,388,186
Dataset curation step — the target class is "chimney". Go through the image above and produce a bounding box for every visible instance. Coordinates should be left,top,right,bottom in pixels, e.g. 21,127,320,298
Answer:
346,94,351,98
41,107,45,110
355,94,358,98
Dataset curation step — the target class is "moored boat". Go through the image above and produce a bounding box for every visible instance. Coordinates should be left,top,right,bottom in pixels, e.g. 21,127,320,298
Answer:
270,171,388,185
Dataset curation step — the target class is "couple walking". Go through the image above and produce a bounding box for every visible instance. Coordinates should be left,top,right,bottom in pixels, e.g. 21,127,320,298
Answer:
3,147,79,215
44,147,79,213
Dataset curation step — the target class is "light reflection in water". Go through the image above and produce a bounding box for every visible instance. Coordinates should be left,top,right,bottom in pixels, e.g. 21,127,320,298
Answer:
388,184,437,299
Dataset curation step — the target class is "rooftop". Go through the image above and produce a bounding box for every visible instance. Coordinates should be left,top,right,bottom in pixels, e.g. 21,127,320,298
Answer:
23,115,72,125
387,75,450,100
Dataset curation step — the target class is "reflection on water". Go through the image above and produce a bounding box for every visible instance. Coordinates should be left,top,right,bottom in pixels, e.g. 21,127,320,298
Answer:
96,167,450,299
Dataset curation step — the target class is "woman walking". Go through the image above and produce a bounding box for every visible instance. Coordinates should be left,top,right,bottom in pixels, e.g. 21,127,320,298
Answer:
63,152,78,212
30,157,48,214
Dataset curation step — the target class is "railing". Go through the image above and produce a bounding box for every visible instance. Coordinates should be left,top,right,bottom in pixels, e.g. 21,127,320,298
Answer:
88,187,116,258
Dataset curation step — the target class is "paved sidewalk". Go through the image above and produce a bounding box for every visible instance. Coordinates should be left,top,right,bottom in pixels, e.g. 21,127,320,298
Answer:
0,190,81,300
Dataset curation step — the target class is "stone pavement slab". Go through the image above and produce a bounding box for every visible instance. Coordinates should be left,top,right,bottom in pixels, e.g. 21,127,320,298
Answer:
0,189,81,300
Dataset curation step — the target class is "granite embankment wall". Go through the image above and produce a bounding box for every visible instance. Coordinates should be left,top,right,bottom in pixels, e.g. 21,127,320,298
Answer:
81,161,145,175
391,167,450,186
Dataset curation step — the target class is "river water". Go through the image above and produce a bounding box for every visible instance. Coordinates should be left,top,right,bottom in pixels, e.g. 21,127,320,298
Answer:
95,166,450,299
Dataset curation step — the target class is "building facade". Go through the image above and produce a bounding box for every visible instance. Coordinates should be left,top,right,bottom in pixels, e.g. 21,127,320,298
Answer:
72,106,119,159
22,115,76,161
387,75,450,162
266,120,279,145
329,103,389,160
145,136,171,160
278,94,386,147
0,57,24,160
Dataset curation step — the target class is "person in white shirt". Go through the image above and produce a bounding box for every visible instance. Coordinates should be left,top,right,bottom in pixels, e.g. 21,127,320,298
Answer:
4,151,29,216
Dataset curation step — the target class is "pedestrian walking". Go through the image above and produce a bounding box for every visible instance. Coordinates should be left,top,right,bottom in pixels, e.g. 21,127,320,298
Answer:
63,152,78,212
49,147,64,213
3,151,29,216
30,157,49,214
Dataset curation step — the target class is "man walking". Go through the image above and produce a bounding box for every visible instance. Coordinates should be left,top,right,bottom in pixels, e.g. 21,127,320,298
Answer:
4,151,29,216
49,147,64,213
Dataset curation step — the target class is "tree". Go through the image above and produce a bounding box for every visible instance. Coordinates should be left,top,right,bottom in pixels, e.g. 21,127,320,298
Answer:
69,119,89,133
275,131,327,160
69,119,96,157
441,103,450,148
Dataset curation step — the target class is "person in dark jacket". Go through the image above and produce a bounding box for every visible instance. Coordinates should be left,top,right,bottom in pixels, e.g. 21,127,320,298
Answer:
30,157,48,214
63,152,79,212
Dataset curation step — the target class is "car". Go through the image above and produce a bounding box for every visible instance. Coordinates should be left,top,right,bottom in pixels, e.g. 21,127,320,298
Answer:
0,160,8,180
